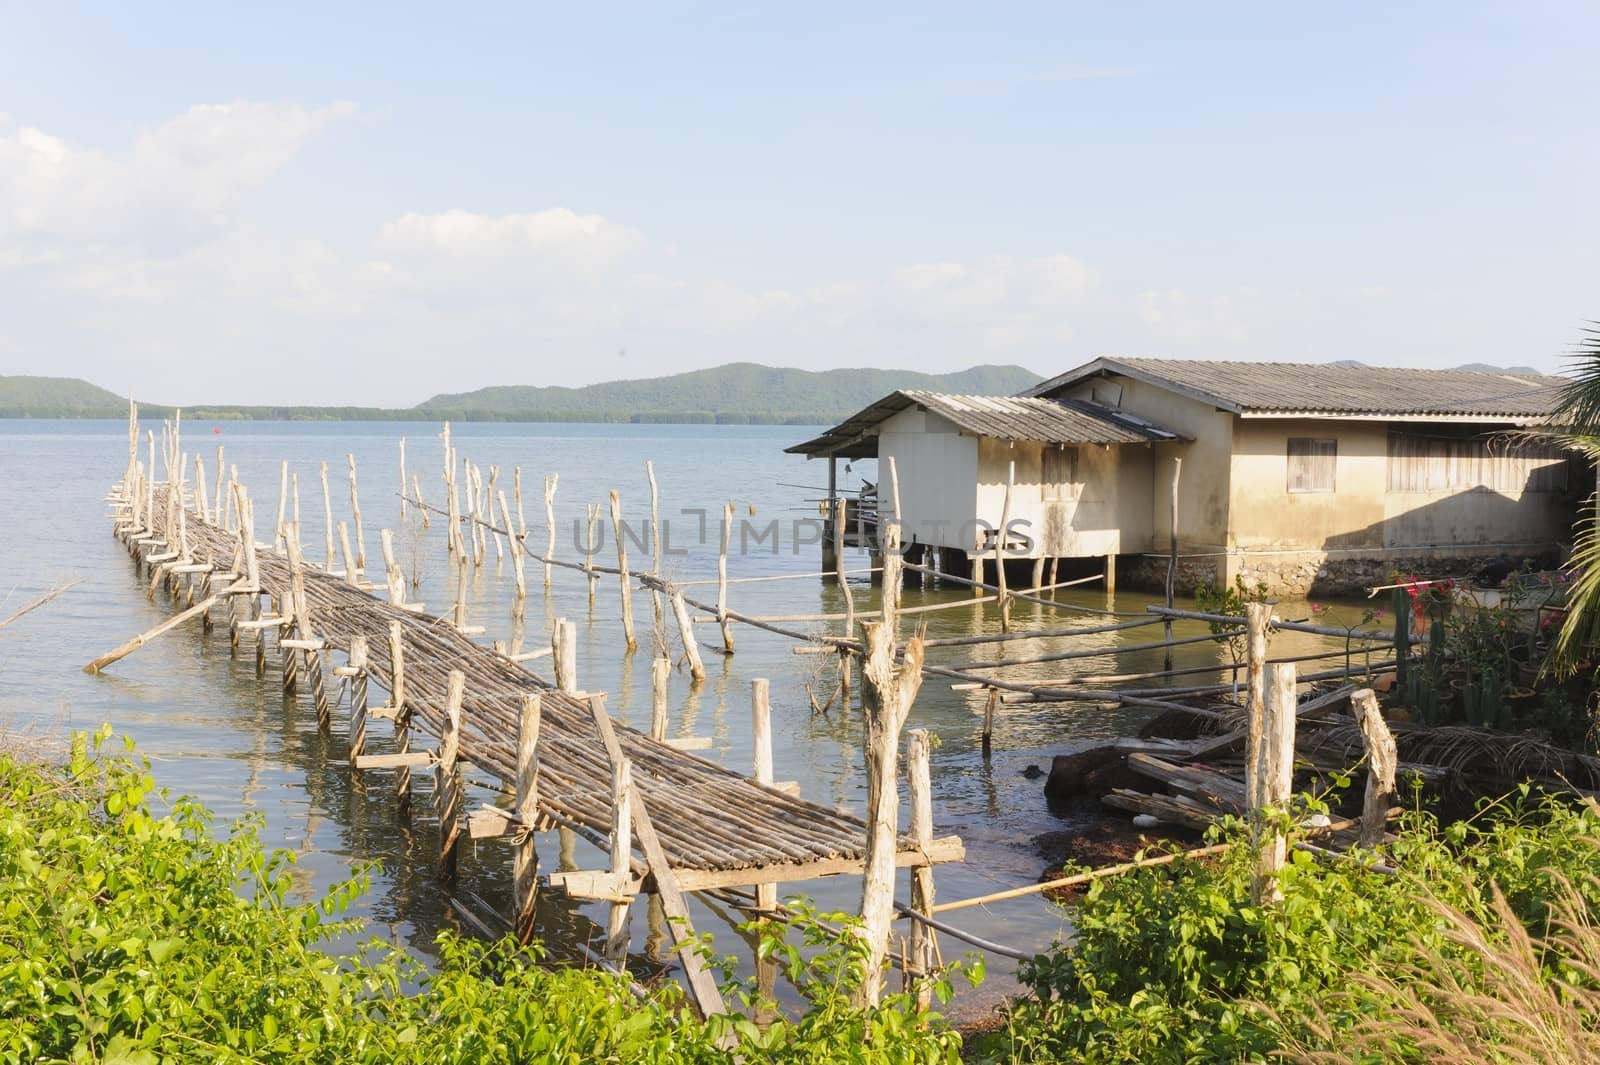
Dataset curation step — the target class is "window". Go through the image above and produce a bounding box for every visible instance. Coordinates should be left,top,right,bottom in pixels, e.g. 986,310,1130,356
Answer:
1042,446,1077,501
1387,432,1570,493
1287,438,1336,493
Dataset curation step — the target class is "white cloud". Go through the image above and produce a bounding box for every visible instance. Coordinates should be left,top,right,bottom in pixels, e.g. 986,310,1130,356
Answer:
0,102,1554,407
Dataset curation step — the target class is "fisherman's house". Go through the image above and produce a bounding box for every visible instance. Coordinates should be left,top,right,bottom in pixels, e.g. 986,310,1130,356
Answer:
787,359,1578,596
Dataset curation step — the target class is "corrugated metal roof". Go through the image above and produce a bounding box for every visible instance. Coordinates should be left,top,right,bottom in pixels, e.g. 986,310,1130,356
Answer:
1025,358,1568,419
785,390,1183,458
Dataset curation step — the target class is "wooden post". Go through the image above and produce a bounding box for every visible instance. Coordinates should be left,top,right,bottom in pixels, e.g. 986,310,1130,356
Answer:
544,473,559,590
411,473,430,528
553,618,577,693
436,670,465,880
1352,688,1397,849
1243,602,1271,809
514,467,528,538
1251,662,1297,904
274,460,288,553
751,678,776,912
452,555,469,631
486,465,504,563
390,622,412,816
1163,457,1181,668
834,496,854,698
1031,556,1045,594
442,423,461,557
981,686,1000,756
996,459,1014,632
380,529,405,605
498,492,526,615
585,504,600,602
194,454,209,524
671,590,706,683
347,635,369,771
320,461,335,569
287,531,329,729
337,521,358,585
647,462,666,655
856,618,926,1007
212,446,225,526
717,502,735,654
606,756,633,964
907,727,937,1006
610,491,636,650
513,692,541,942
651,655,670,740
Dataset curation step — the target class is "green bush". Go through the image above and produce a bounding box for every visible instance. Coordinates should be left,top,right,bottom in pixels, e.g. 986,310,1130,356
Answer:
981,790,1600,1063
0,729,965,1064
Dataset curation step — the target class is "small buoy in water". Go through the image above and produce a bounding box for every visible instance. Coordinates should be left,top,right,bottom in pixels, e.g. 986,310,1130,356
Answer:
1020,764,1044,779
213,427,221,434
1303,813,1332,829
1132,814,1161,829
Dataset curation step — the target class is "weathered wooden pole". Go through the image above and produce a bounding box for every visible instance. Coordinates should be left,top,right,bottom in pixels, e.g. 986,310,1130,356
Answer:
670,590,706,683
855,617,926,1007
286,530,330,729
544,473,559,590
751,678,776,912
834,496,854,699
651,655,670,740
907,727,937,1006
585,504,601,602
1243,602,1271,812
398,436,408,527
1250,662,1297,905
716,502,735,654
274,460,289,553
389,622,412,816
605,756,633,964
379,529,405,605
1163,457,1182,668
647,462,666,654
212,446,225,526
553,618,578,693
610,491,636,650
513,692,542,942
347,635,369,771
1352,688,1397,849
452,555,470,630
996,459,1014,633
485,465,504,563
514,466,528,538
318,461,336,569
435,670,465,880
337,522,358,586
498,492,526,615
981,686,1000,756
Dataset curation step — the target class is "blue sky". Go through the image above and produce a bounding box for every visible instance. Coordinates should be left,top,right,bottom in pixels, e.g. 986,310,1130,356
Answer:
1,3,1596,404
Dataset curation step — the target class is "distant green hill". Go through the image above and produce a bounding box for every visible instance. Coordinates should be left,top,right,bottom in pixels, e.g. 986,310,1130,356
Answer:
0,362,1043,424
417,362,1044,424
0,376,131,418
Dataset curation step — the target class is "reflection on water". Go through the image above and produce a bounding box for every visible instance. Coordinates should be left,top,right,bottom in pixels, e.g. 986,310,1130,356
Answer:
0,419,1357,1016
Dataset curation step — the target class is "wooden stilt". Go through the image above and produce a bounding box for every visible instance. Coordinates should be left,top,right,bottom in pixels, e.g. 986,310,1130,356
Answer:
347,635,369,771
513,692,541,942
486,465,504,563
398,437,408,527
337,521,358,586
543,474,558,590
907,727,937,1005
610,491,636,650
651,655,670,740
585,504,601,602
553,618,577,693
981,686,999,756
390,622,412,816
320,461,335,569
379,529,405,605
670,590,705,682
411,473,430,528
717,502,735,654
752,678,776,913
648,462,666,656
996,460,1014,633
1244,602,1271,811
212,446,225,526
1352,688,1397,849
435,670,465,881
856,617,925,1007
275,460,288,553
498,492,526,615
286,531,329,730
1251,662,1296,904
1163,457,1181,668
514,466,527,538
605,756,633,963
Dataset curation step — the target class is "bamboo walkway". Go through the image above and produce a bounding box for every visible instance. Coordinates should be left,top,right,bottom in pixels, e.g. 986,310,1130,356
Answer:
102,476,961,891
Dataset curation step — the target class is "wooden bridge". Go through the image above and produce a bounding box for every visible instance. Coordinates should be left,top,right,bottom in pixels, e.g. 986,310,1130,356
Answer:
94,422,961,1016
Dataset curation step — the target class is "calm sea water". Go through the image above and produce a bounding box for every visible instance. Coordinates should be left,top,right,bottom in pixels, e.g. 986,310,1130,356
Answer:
0,419,1348,1015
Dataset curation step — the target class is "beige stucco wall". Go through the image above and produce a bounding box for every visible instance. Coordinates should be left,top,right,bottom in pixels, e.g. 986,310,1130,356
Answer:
878,407,978,552
1054,376,1235,554
974,437,1154,558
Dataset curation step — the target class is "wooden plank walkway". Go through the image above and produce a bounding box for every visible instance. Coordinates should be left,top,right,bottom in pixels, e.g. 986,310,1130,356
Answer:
108,477,962,890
